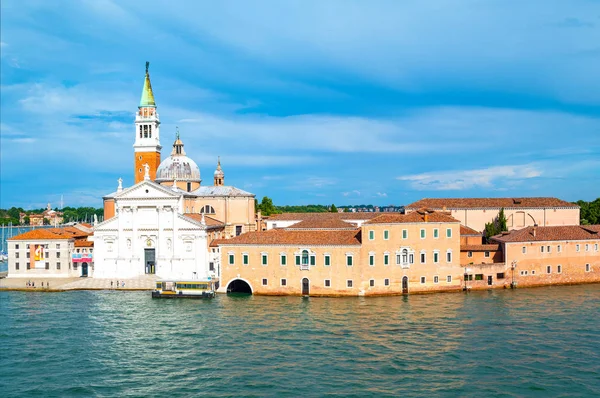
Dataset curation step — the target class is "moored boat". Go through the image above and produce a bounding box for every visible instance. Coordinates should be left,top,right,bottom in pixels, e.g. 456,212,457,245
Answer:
152,279,217,299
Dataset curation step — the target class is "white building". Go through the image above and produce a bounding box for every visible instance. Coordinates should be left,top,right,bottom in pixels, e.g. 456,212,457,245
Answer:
92,174,223,281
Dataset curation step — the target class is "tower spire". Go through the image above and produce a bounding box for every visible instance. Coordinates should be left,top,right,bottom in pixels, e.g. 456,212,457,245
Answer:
140,61,156,107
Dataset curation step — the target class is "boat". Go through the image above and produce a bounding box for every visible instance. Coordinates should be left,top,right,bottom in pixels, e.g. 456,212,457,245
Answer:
152,279,217,299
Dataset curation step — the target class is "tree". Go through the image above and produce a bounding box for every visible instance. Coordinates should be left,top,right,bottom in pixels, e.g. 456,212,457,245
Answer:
43,218,51,225
258,196,278,216
330,204,338,213
484,207,508,242
498,208,507,232
24,216,30,225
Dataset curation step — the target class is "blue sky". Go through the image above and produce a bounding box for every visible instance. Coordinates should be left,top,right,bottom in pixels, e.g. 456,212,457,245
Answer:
1,0,599,209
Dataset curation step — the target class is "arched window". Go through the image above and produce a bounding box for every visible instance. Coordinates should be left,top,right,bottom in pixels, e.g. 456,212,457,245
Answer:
302,250,309,265
402,249,408,264
139,126,142,138
200,205,216,214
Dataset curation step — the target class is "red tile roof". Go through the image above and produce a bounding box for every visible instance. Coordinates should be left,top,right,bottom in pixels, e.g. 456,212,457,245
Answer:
74,239,94,247
460,225,481,235
406,197,577,209
285,218,356,230
364,211,458,224
461,244,500,251
8,229,72,241
214,229,362,246
491,225,600,243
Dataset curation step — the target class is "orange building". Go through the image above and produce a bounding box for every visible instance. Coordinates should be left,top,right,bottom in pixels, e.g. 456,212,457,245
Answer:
406,197,580,232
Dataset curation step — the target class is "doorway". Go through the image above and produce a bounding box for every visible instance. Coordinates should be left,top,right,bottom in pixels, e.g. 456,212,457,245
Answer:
302,278,310,296
144,249,156,274
81,262,88,277
487,275,493,286
402,276,409,294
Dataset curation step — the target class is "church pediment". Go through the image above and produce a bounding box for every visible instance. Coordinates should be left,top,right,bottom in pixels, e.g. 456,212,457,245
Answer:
115,180,181,200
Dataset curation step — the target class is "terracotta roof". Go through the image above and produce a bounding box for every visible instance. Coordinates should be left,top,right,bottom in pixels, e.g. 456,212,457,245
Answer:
461,244,500,251
268,212,383,221
460,225,481,235
183,213,225,227
48,227,91,238
214,229,362,246
406,197,577,209
74,239,94,247
210,238,225,248
285,218,356,230
364,211,458,224
8,229,72,241
491,225,600,243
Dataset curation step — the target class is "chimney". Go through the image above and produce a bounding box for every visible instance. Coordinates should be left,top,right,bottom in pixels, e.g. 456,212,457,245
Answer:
424,213,429,222
532,224,537,237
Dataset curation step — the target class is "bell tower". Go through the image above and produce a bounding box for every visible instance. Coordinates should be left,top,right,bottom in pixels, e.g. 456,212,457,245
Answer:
134,61,162,184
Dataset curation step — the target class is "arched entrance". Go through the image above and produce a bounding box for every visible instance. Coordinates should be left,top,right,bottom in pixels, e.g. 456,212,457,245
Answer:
81,262,89,277
227,279,252,294
302,278,310,296
402,276,408,294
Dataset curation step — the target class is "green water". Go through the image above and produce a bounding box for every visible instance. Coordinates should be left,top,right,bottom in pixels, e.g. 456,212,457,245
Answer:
1,285,599,397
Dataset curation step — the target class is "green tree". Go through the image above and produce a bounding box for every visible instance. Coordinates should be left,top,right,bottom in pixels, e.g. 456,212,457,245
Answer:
484,208,508,242
498,208,507,232
330,204,338,213
258,196,278,216
24,216,30,225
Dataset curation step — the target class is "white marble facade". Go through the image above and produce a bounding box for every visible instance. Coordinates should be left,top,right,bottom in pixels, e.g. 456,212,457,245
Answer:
93,179,211,280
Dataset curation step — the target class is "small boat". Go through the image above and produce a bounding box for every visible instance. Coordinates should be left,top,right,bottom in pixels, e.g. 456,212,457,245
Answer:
152,279,217,299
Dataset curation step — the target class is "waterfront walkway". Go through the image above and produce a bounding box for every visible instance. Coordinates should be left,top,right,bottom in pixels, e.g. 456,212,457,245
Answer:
0,274,158,291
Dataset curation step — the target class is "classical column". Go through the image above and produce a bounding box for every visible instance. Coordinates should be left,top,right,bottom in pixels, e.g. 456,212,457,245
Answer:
131,206,138,265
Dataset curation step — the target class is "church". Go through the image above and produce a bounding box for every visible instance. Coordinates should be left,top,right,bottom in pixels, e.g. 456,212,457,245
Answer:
92,63,257,281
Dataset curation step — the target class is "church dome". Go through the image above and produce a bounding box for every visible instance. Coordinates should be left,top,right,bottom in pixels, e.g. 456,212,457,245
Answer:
155,134,201,183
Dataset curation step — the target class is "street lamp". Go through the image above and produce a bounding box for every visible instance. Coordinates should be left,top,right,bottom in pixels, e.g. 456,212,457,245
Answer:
511,260,517,289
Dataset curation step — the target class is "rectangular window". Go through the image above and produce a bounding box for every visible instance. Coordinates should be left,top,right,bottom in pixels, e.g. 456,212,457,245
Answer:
325,279,331,287
497,273,505,279
228,254,235,265
547,246,551,253
446,252,452,263
420,252,426,263
475,274,483,281
56,244,60,249
56,262,61,270
26,252,30,258
468,251,473,258
483,251,489,258
558,245,562,253
531,270,536,275
585,264,590,272
585,244,589,252
295,256,300,266
541,246,544,253
56,252,61,258
447,275,452,283
281,278,287,286
324,255,330,266
446,228,452,238
547,265,551,274
262,254,268,265
420,229,426,239
346,255,353,266
281,255,287,266
209,262,215,271
310,256,316,266
402,229,408,239
27,262,30,270
383,254,389,266
384,278,390,286
262,278,268,286
557,265,562,273
243,254,249,265
368,230,374,240
347,280,353,288
15,252,19,259
15,262,19,270
396,254,401,265
420,276,425,284
369,255,374,266
45,252,49,258
15,244,19,249
576,244,580,252
369,279,375,287
45,262,49,270
434,276,439,284
433,252,439,263
465,274,473,281
595,244,598,251
383,230,389,240
522,246,527,254
433,229,439,238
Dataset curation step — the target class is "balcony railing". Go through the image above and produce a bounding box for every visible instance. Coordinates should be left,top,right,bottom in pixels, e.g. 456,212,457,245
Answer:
299,264,310,271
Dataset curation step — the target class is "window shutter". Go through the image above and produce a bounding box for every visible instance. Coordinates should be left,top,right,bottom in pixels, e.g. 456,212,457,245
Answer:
295,256,300,265
310,256,315,266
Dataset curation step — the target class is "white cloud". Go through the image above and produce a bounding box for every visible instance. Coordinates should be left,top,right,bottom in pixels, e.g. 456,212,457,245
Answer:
397,164,542,191
376,192,387,197
342,190,361,197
